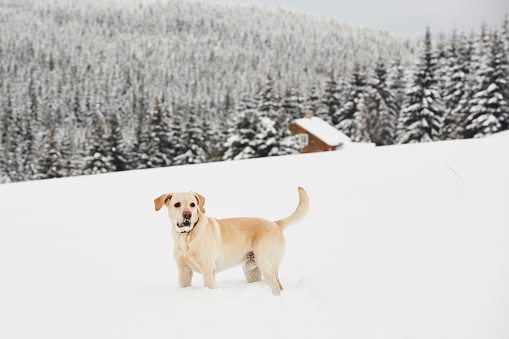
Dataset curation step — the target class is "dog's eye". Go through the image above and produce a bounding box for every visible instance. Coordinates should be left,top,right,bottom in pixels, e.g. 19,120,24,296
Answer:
174,202,181,208
190,203,196,208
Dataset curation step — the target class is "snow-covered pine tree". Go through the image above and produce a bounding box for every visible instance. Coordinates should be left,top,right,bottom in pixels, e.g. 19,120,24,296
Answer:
137,99,173,169
256,115,284,157
201,112,223,161
168,104,187,163
58,128,77,177
502,14,509,55
465,22,491,110
398,27,445,143
336,64,370,142
435,33,449,97
365,60,399,145
108,109,129,171
270,110,301,156
387,58,407,116
0,169,9,184
3,110,30,182
222,108,260,160
0,97,8,180
464,31,509,138
133,114,152,170
282,88,305,121
0,141,5,182
304,86,322,117
207,117,229,162
0,127,9,182
223,81,299,160
316,72,342,125
441,32,472,140
34,129,68,180
257,78,300,156
19,111,36,181
82,108,115,175
258,75,281,114
0,86,16,182
173,114,208,166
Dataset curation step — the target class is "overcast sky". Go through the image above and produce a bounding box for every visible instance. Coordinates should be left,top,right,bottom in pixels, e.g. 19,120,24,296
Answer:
202,0,509,36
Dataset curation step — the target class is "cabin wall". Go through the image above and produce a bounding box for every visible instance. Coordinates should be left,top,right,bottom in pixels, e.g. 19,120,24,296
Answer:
289,124,336,153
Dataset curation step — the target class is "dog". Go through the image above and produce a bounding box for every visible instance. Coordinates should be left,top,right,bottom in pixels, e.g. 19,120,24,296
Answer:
154,187,309,295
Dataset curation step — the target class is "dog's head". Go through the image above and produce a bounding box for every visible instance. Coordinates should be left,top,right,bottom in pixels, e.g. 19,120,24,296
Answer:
154,192,206,233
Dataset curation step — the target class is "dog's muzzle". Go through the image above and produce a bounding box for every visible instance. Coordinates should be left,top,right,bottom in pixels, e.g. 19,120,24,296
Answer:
178,218,192,228
176,218,199,233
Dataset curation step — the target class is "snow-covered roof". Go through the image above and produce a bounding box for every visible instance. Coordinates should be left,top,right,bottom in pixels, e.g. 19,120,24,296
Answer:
293,116,350,146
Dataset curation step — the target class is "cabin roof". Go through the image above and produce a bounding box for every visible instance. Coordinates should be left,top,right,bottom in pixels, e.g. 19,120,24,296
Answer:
292,116,351,147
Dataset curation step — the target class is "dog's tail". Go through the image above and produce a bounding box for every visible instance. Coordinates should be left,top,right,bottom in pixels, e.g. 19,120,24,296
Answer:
275,187,309,231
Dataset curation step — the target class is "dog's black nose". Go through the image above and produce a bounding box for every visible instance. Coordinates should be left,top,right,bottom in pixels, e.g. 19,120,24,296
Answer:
182,211,192,220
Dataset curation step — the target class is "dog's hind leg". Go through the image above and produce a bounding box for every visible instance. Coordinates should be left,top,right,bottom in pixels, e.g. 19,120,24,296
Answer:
243,251,262,283
254,250,284,295
257,264,283,295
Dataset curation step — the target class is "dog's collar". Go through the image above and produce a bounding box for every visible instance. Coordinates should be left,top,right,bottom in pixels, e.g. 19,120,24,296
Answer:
178,218,200,234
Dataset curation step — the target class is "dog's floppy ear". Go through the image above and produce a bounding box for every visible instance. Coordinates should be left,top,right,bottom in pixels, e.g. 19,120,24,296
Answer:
193,192,206,214
154,193,172,212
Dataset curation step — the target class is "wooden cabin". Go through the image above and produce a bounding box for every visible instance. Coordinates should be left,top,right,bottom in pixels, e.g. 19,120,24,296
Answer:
289,112,351,153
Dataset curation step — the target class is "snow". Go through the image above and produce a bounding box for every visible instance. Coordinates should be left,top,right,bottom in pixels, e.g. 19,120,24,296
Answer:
487,83,498,93
293,116,351,147
1,133,509,338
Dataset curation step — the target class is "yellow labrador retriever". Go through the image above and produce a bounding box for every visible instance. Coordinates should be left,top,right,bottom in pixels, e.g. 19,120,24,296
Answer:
154,187,309,295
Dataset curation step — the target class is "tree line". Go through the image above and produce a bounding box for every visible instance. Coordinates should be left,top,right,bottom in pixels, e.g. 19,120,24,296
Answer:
0,0,508,183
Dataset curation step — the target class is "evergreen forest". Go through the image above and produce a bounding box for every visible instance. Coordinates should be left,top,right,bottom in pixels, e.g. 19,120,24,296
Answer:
1,0,508,183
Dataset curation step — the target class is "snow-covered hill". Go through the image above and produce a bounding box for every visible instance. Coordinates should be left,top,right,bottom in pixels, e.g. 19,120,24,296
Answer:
1,134,508,338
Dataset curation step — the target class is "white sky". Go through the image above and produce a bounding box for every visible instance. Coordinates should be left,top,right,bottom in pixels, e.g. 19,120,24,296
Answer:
201,0,509,36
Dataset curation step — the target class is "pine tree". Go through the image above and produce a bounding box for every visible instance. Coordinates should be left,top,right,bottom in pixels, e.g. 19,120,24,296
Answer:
223,109,260,160
365,60,399,145
151,99,174,167
82,109,115,175
206,114,229,162
387,58,406,116
282,88,304,121
442,32,472,140
169,104,187,162
223,86,299,161
271,111,301,156
316,72,341,125
336,64,370,142
398,27,445,143
58,128,76,176
258,75,281,114
502,14,509,55
19,112,36,181
0,126,9,183
257,78,300,156
3,111,27,182
1,86,18,182
108,110,129,171
134,114,153,170
304,86,322,117
137,99,174,169
173,114,208,165
464,31,509,138
34,129,68,180
435,33,449,96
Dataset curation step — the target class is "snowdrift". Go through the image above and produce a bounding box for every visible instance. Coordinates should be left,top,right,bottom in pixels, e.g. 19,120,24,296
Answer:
1,133,508,338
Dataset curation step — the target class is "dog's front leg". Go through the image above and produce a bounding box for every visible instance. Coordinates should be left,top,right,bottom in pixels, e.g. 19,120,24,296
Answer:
187,254,215,289
202,269,216,289
177,264,193,288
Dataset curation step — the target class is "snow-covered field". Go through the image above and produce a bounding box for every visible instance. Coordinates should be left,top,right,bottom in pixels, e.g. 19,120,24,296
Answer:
1,133,508,339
